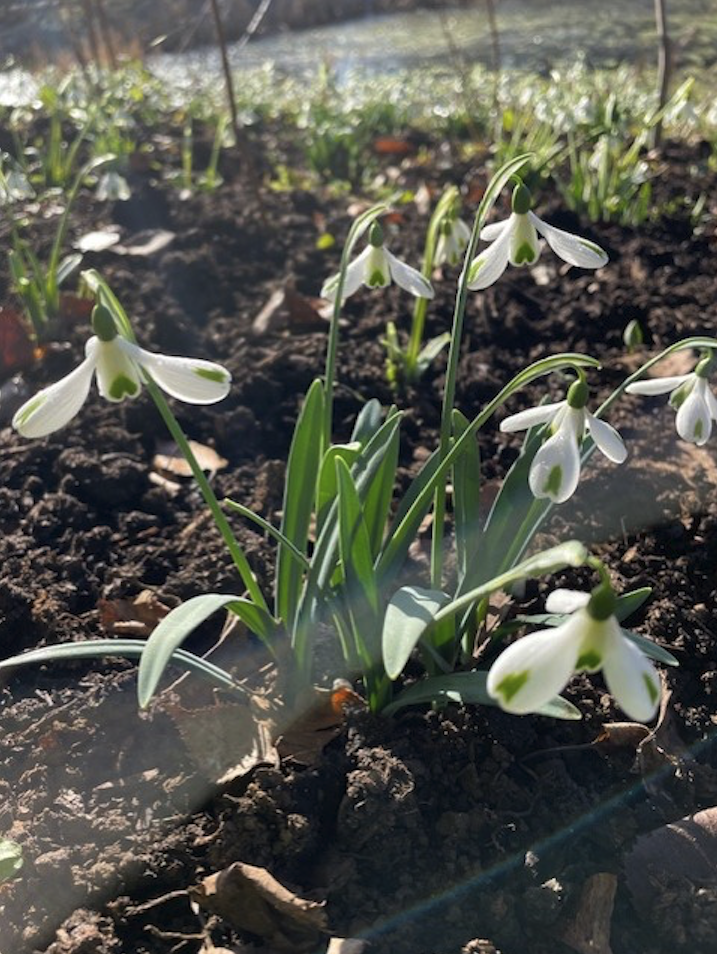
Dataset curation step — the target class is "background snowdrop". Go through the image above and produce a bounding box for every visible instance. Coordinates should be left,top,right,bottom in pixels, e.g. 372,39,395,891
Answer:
500,374,627,503
626,352,717,446
467,180,609,291
321,221,434,303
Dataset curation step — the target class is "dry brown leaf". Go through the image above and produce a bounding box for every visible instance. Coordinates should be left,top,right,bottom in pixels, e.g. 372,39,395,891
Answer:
98,589,171,637
113,229,175,256
624,806,717,911
167,692,279,784
153,440,228,478
560,872,616,954
326,939,367,954
594,722,651,750
190,862,327,952
276,681,364,766
252,285,328,336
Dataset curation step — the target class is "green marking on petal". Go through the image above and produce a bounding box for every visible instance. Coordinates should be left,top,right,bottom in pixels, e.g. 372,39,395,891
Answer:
578,239,605,256
513,242,538,265
643,673,659,705
16,394,46,426
194,367,227,383
468,259,485,281
109,375,140,400
694,419,704,441
367,269,387,287
543,465,563,498
495,670,529,703
576,649,602,671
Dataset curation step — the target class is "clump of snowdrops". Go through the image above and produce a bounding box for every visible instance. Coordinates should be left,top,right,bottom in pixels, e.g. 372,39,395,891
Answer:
3,153,715,733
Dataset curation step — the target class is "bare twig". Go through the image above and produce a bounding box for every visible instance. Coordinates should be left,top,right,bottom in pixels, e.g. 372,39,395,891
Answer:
208,0,240,140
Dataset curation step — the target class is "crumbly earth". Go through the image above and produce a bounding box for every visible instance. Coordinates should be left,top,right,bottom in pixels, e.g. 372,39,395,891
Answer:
1,132,717,954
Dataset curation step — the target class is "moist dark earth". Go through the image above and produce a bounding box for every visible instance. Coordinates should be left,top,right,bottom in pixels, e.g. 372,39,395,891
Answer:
1,129,717,954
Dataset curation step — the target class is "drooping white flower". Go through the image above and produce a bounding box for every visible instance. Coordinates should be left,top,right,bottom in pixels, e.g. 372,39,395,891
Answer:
434,216,471,267
321,221,434,303
466,182,608,291
487,583,661,722
96,170,131,202
500,377,627,504
13,305,231,439
626,357,717,446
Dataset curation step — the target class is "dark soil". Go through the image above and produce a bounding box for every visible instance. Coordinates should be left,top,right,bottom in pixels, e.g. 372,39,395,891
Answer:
2,133,717,954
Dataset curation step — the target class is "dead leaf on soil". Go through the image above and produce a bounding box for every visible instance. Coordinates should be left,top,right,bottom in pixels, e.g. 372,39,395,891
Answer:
167,692,279,784
189,861,327,952
252,284,330,336
0,306,36,380
276,680,365,766
326,939,368,953
624,805,717,912
560,872,617,954
74,229,122,252
153,439,228,478
372,136,414,156
112,229,175,256
98,589,171,637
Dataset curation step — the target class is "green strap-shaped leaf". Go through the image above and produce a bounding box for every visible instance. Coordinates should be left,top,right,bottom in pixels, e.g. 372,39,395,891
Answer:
138,594,277,707
383,671,581,720
276,378,325,626
351,398,384,446
0,638,246,693
452,408,482,584
336,458,380,620
382,585,450,680
316,442,361,533
615,587,652,622
621,628,679,667
361,411,399,558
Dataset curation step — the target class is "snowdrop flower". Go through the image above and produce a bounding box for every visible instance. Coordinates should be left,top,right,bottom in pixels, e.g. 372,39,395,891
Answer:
487,580,661,722
466,181,608,291
625,354,717,446
0,166,34,205
13,305,231,439
96,170,131,202
500,375,627,504
434,215,471,267
321,221,434,303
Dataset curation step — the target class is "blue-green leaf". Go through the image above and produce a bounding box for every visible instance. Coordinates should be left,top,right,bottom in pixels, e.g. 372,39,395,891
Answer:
382,585,450,680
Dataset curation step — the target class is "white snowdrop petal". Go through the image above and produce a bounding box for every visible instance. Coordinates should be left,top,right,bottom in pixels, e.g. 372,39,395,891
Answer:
508,213,540,267
487,621,580,714
466,221,513,290
320,247,370,302
602,626,660,722
529,211,608,269
132,342,232,404
545,589,591,615
385,250,434,299
480,218,510,241
454,218,472,243
95,338,142,403
500,401,565,433
363,245,391,289
705,384,717,422
586,414,628,464
529,424,582,504
675,385,712,445
625,374,692,396
12,350,97,438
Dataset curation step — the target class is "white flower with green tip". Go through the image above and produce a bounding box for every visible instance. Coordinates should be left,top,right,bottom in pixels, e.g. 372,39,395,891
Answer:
96,170,131,202
626,354,717,446
466,182,609,291
435,216,471,267
487,581,661,722
13,305,231,439
500,375,627,504
321,221,434,303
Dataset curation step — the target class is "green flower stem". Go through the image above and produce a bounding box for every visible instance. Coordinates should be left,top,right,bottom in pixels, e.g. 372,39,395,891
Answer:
404,187,458,382
430,153,534,588
145,379,268,612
